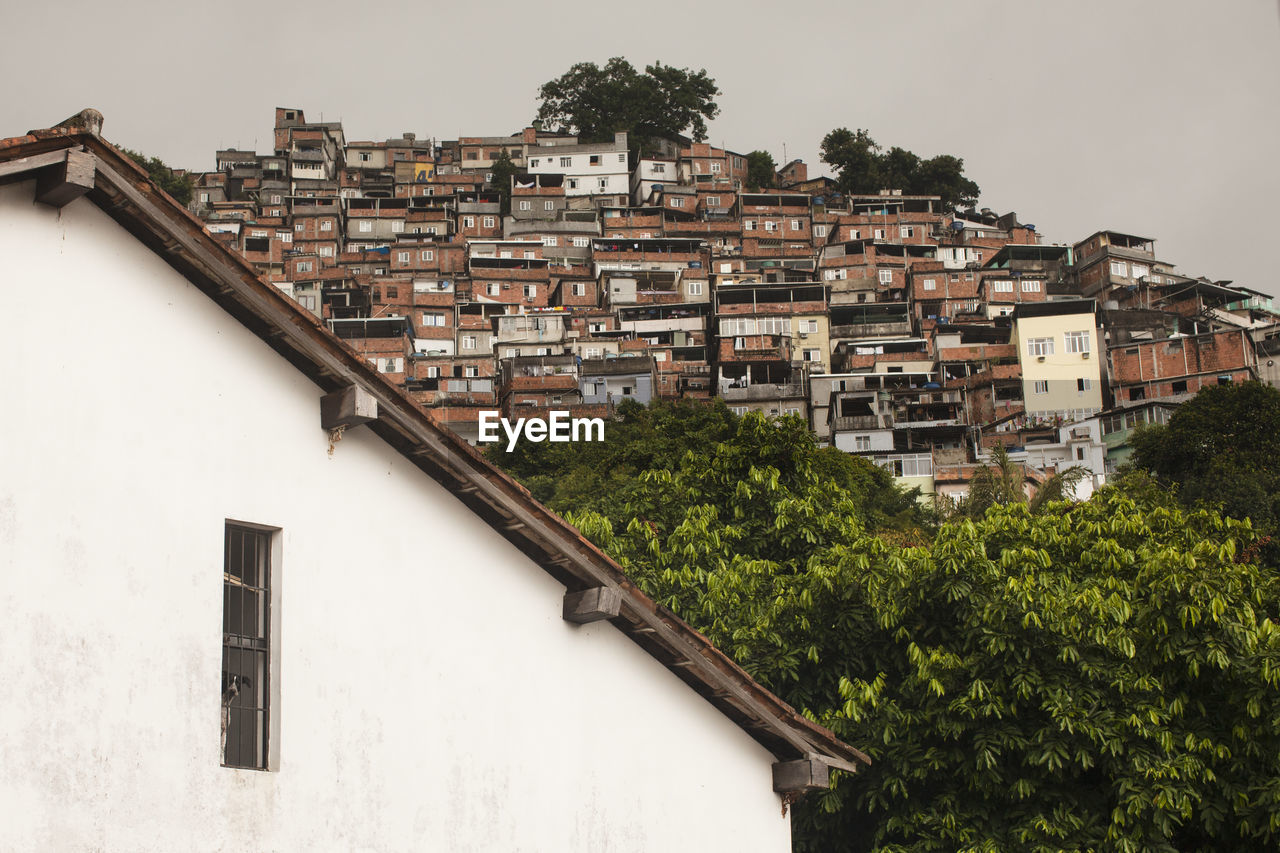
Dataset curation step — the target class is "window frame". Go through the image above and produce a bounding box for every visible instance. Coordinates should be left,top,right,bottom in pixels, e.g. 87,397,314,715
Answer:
222,522,277,771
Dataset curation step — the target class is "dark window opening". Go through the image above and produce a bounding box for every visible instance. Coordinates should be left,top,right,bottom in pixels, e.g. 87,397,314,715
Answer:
1171,380,1187,394
1130,387,1146,401
223,524,271,770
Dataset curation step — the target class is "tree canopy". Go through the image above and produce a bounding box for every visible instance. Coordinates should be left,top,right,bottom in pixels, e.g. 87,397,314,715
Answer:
820,127,980,209
120,147,194,206
746,150,777,190
487,149,518,216
495,403,1280,851
534,58,720,154
1130,380,1280,535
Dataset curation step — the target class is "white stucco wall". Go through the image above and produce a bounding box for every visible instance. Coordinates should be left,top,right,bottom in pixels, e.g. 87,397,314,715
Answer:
0,181,791,852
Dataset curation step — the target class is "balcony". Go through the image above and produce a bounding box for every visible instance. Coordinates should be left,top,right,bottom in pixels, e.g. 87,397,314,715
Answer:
720,383,804,401
829,321,913,339
832,414,889,432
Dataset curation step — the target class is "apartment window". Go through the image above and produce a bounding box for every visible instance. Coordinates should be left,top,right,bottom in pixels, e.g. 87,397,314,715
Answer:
804,348,821,362
1078,377,1093,391
294,223,304,232
589,155,601,166
222,523,272,770
744,220,755,231
687,280,704,296
279,232,292,243
878,269,893,285
462,335,477,349
530,159,540,168
992,280,1014,293
542,236,558,247
922,278,936,291
899,226,913,239
825,268,847,281
597,178,608,190
790,220,802,231
422,313,445,326
706,196,720,207
487,283,500,296
519,201,532,211
1033,380,1049,394
464,216,475,228
874,228,885,239
568,179,578,189
671,197,684,208
854,435,871,451
560,156,572,168
199,192,210,203
381,358,402,373
544,200,555,211
1131,264,1149,280
358,221,372,233
814,225,827,238
296,261,313,273
710,162,722,173
1021,280,1041,292
571,282,586,297
464,365,480,377
482,216,495,228
1110,261,1128,277
397,251,410,264
421,250,434,261
763,220,776,231
1064,330,1091,354
1027,337,1054,356
524,285,537,298
320,220,332,232
1171,380,1188,394
573,237,590,248
425,366,440,378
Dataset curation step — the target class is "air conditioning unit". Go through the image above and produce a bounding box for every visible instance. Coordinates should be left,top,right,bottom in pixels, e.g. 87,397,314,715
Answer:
1081,351,1091,359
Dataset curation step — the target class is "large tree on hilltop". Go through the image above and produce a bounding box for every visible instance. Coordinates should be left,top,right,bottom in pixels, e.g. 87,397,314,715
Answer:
535,58,720,154
820,127,980,209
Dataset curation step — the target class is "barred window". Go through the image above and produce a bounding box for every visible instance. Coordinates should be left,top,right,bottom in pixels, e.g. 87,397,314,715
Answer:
222,524,272,770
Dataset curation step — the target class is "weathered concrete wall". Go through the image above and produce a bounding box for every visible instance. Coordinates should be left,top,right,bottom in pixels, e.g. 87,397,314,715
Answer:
0,181,792,852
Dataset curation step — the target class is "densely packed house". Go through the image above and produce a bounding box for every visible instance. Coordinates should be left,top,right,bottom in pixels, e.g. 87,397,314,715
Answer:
190,107,1280,502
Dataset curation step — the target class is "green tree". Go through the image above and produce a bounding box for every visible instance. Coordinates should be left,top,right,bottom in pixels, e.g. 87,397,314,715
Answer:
820,128,980,209
820,128,882,195
745,150,777,190
959,444,1089,518
487,149,518,216
120,147,194,206
535,57,720,154
1130,380,1280,534
572,471,1280,851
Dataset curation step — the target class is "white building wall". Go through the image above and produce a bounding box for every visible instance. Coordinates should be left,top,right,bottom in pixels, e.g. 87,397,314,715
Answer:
0,181,792,853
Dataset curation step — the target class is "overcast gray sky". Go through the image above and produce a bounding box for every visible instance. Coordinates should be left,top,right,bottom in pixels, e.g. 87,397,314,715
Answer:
4,0,1277,293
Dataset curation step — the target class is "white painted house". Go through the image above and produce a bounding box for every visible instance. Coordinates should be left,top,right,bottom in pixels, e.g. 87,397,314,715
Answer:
0,112,864,852
526,132,630,197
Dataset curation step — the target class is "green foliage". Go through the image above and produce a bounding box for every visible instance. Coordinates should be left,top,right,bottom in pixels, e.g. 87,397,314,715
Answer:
1130,381,1280,534
487,150,518,216
746,150,777,190
535,57,720,154
820,127,980,209
957,444,1089,519
577,472,1280,850
120,147,194,206
498,401,1280,849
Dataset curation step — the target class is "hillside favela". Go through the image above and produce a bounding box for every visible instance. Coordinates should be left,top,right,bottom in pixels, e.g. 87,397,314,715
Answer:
187,104,1275,499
